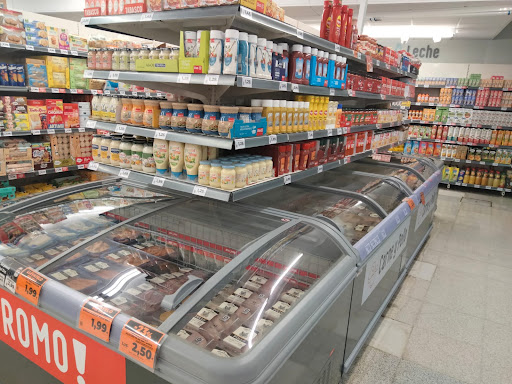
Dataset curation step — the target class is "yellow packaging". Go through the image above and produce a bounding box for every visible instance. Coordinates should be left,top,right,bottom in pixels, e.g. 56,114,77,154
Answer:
239,0,268,14
37,56,70,89
441,166,451,181
449,167,459,182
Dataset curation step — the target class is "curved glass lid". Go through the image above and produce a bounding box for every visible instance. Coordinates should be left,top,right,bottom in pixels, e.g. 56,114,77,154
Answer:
241,185,384,245
343,162,422,191
0,183,175,270
302,169,408,214
170,221,349,357
40,199,286,328
364,157,436,179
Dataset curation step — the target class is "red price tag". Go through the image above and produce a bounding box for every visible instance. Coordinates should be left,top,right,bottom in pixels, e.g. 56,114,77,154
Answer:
119,318,166,369
404,198,416,210
79,298,121,342
15,268,48,306
420,192,426,205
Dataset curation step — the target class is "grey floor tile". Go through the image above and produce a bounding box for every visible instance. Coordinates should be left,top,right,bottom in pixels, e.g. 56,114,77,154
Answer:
487,263,512,284
480,320,512,383
341,346,400,384
368,318,412,358
417,248,442,265
409,261,437,281
437,253,489,277
384,294,423,326
392,359,467,384
396,275,431,301
485,280,512,325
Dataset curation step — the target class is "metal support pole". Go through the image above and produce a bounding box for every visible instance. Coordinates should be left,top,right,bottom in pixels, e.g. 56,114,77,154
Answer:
357,0,368,35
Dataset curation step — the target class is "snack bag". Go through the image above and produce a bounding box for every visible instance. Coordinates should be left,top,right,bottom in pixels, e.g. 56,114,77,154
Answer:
442,166,451,181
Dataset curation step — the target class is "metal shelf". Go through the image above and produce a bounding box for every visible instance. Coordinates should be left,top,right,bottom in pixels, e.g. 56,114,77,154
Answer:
0,85,167,98
411,102,512,111
0,85,29,92
88,119,408,150
409,120,512,131
417,85,510,91
82,5,416,79
1,128,94,137
407,137,512,149
440,180,511,193
0,164,87,181
0,43,87,57
440,157,512,168
87,140,405,201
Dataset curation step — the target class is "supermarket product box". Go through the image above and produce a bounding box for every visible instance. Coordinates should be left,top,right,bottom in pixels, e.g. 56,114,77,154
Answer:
179,30,209,74
239,0,268,14
0,9,23,29
70,132,93,165
35,56,70,89
344,134,356,157
50,134,75,167
46,99,64,128
355,132,366,154
63,103,79,128
0,148,5,176
23,18,46,31
69,35,88,52
32,142,53,170
0,24,26,45
69,58,89,89
25,58,48,88
27,99,47,130
45,26,69,49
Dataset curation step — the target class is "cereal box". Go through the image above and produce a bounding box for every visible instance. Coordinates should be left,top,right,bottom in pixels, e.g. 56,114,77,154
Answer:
45,99,64,128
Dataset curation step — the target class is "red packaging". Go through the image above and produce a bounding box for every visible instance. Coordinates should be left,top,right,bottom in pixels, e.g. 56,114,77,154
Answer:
124,2,146,14
337,136,345,159
328,0,342,43
433,143,442,157
344,8,353,47
328,137,339,161
442,126,449,140
307,141,319,168
292,143,301,172
355,132,366,153
430,126,437,139
320,0,333,40
318,139,328,164
63,103,79,128
365,131,373,151
45,99,64,129
338,5,348,46
298,142,310,171
345,134,356,156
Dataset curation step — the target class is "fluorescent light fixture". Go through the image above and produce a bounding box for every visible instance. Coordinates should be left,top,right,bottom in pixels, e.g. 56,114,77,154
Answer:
364,25,454,41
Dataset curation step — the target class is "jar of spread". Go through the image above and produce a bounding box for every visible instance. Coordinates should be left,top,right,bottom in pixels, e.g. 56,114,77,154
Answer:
99,96,109,121
138,48,150,60
100,135,111,164
103,49,113,70
171,102,187,131
120,98,132,124
186,104,204,133
251,106,263,123
142,140,156,173
245,160,254,184
91,134,102,162
235,163,247,187
238,107,252,123
202,105,220,135
149,48,160,60
159,101,173,129
153,139,168,175
159,48,171,60
112,49,121,71
119,137,133,168
143,100,161,128
109,136,121,166
91,95,101,119
108,97,117,122
218,106,239,137
131,139,145,171
254,157,266,179
198,160,211,185
88,49,96,69
131,99,145,125
209,163,222,188
221,165,236,190
265,156,274,177
129,49,138,71
289,44,304,84
120,49,130,71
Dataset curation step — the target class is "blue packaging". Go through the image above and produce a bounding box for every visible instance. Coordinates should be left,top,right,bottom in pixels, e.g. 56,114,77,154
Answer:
251,109,262,122
186,105,204,133
202,107,220,135
16,65,25,86
0,63,8,86
7,64,17,87
237,33,249,76
219,110,238,137
159,105,173,129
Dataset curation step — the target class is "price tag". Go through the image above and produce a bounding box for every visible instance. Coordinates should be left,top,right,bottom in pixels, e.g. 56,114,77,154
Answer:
380,94,387,100
154,130,167,139
203,74,219,85
335,44,341,52
7,174,17,180
240,7,253,19
337,128,343,135
32,130,41,135
493,162,499,166
500,107,507,111
120,90,126,95
119,169,131,179
88,162,99,171
317,165,323,173
404,198,416,210
279,82,287,91
85,120,97,128
145,92,151,97
140,12,154,21
47,129,56,134
283,175,291,185
177,73,191,84
91,89,98,95
80,17,90,25
119,318,166,369
15,268,48,306
307,131,314,139
48,48,56,53
71,50,78,56
70,88,78,94
327,129,333,136
79,299,121,342
424,84,430,88
474,185,480,188
115,124,127,134
0,42,10,48
329,88,335,96
65,128,72,134
296,29,304,39
78,127,86,133
234,138,245,150
291,83,299,93
347,90,353,97
454,159,460,162
485,186,492,190
38,169,47,175
25,45,34,51
108,71,120,80
132,91,138,96
462,183,467,186
268,135,277,145
192,185,207,196
156,92,163,97
104,90,111,95
420,192,426,205
60,49,69,55
51,88,60,93
77,164,85,169
152,176,165,187
55,167,63,173
241,76,252,88
83,70,93,79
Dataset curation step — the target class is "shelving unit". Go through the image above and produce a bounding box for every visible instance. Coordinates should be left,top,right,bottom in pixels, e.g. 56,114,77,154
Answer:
1,128,94,137
406,137,512,149
88,119,409,150
0,43,87,57
410,102,512,111
1,164,87,181
409,120,512,130
417,84,510,91
440,180,511,194
440,157,512,168
0,85,167,98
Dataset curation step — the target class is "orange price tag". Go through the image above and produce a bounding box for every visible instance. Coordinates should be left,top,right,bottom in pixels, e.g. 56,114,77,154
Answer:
420,192,426,205
119,318,166,370
79,298,121,342
404,198,416,210
15,268,48,306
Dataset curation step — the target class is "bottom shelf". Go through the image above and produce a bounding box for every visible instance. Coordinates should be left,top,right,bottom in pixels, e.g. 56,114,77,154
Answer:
440,180,511,193
0,164,87,181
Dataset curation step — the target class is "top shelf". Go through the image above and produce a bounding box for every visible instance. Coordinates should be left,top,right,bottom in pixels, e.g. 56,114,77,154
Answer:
0,43,87,58
416,85,510,91
82,5,417,80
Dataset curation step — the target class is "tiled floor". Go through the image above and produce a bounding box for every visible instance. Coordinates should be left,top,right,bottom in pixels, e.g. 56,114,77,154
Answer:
341,188,512,384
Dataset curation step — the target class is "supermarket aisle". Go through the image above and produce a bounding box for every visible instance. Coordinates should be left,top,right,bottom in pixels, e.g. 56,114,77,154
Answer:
342,188,512,384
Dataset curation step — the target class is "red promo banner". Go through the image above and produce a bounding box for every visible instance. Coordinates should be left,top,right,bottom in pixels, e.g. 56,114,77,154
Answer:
0,288,126,384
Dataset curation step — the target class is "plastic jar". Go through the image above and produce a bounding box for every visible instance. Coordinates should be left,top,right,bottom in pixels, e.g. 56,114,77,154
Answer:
209,163,222,188
120,98,132,124
119,137,133,169
234,163,247,187
186,104,204,133
138,48,150,60
100,135,111,164
265,40,273,79
131,99,144,125
91,134,102,161
248,34,258,77
104,49,113,70
129,49,138,71
251,106,263,123
143,100,161,128
88,49,96,69
218,106,239,137
108,97,117,122
120,49,129,71
142,140,156,173
265,156,274,178
262,100,274,135
91,95,101,119
198,160,211,185
221,165,236,190
202,105,220,135
208,30,224,75
223,29,239,75
109,136,121,166
238,107,252,123
159,101,173,129
149,48,160,60
254,158,266,180
303,46,311,85
278,43,289,81
100,96,110,121
244,160,254,184
289,44,304,84
256,38,267,79
159,48,171,60
171,102,188,131
237,32,249,76
112,49,121,71
131,139,145,171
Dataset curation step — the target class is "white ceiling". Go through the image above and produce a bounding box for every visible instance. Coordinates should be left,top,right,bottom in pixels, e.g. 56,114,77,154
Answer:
277,0,512,40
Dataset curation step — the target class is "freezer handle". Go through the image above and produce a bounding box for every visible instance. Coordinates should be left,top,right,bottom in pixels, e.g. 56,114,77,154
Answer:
161,275,204,310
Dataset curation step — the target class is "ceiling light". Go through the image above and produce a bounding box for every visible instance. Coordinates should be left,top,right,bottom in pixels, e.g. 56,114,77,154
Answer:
364,25,454,40
432,36,442,43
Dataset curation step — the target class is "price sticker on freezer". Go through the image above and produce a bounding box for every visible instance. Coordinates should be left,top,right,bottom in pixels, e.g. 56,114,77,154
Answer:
152,176,165,187
79,299,121,343
279,82,287,91
234,138,245,150
203,74,219,85
177,73,191,84
420,192,426,205
404,197,416,210
115,124,127,134
16,268,48,306
154,130,167,140
119,169,131,179
192,185,208,196
119,318,166,369
268,135,277,145
283,175,291,185
241,76,252,88
108,71,120,80
307,131,314,139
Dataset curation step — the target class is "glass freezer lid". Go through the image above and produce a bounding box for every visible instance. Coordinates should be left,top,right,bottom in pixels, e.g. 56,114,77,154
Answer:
343,162,422,191
361,157,436,180
40,199,287,328
241,185,384,245
302,169,408,214
170,221,350,357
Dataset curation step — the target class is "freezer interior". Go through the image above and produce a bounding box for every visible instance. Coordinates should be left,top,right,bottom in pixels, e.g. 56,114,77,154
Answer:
240,185,385,245
302,169,409,214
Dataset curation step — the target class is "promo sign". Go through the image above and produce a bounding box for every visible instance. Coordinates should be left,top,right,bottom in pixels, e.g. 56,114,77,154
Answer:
362,216,410,304
0,288,126,383
414,187,436,231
